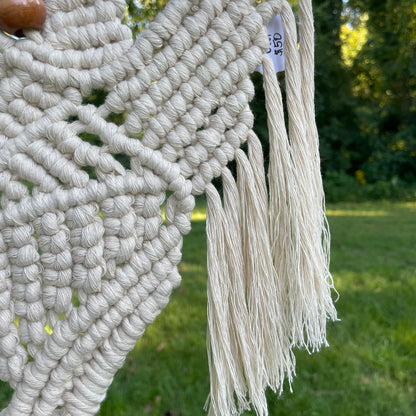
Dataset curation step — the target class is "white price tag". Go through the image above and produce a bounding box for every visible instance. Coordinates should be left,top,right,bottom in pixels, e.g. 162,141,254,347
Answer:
257,14,285,74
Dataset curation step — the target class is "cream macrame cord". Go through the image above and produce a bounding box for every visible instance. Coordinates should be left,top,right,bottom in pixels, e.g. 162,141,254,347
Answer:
0,0,337,415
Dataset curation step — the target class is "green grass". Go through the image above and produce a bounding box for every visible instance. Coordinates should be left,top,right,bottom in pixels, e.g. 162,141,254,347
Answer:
99,201,416,416
0,202,415,415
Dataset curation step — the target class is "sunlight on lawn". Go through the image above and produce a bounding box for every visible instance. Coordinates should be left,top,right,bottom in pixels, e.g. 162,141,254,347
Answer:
326,209,389,217
327,201,416,217
190,210,207,221
184,201,416,220
191,208,391,218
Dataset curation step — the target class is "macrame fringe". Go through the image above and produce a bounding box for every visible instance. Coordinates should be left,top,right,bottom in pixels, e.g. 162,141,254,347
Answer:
235,135,294,394
263,50,337,353
205,152,295,416
205,182,251,416
205,1,337,415
272,1,338,350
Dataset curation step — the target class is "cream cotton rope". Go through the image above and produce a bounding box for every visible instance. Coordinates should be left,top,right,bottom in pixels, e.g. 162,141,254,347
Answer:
0,0,337,415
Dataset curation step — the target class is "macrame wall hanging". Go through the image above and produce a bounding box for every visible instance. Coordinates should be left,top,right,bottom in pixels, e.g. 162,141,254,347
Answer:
0,0,338,415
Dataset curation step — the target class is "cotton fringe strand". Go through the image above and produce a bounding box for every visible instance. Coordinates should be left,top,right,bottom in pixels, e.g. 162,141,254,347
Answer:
205,0,338,415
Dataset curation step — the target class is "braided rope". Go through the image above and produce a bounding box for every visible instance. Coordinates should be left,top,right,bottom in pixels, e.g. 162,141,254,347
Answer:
0,0,286,414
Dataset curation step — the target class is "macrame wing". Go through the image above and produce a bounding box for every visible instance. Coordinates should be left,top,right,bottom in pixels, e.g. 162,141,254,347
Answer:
0,0,285,414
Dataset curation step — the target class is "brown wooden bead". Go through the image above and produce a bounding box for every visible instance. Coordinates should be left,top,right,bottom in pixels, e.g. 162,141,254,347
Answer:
0,0,46,36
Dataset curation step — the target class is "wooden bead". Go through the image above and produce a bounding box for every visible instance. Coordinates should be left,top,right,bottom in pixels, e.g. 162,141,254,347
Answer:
0,0,46,36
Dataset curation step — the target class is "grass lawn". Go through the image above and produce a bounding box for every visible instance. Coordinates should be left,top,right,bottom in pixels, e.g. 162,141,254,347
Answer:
97,201,416,416
0,201,414,415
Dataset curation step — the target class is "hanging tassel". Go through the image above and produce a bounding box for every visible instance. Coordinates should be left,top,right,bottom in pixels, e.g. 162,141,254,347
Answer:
261,54,297,343
205,171,268,416
205,182,246,416
221,168,268,416
298,0,334,303
235,142,294,394
205,157,295,415
263,0,338,353
205,1,337,414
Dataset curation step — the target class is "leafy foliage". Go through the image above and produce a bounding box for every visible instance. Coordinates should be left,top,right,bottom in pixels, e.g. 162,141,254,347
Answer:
346,0,416,183
313,0,363,176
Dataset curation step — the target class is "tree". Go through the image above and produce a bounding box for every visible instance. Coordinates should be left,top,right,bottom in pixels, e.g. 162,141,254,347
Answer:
312,0,363,176
346,0,416,182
